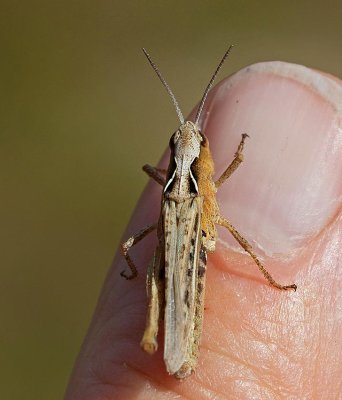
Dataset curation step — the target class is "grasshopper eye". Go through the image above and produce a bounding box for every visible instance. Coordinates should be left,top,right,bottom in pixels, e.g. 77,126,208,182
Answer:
172,130,181,143
198,132,207,146
196,131,203,143
187,121,203,144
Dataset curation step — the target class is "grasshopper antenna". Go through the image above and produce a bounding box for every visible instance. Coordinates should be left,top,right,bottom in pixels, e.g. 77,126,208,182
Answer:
195,45,234,126
142,48,185,125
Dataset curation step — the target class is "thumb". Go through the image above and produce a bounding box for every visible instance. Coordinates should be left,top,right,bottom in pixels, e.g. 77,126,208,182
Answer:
65,62,342,399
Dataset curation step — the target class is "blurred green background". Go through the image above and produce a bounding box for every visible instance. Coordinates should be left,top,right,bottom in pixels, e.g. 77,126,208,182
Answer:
1,1,341,398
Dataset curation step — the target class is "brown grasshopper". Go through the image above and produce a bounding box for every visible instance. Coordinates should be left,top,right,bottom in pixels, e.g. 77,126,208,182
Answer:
121,47,297,379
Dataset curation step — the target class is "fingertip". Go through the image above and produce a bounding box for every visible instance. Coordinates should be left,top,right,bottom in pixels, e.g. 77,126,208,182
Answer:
200,61,342,256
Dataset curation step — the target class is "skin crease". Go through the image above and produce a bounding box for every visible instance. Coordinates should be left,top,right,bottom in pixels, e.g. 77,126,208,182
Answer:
65,62,342,400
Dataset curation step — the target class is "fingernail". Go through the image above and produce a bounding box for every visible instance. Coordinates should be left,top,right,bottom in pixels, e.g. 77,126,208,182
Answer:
200,62,342,255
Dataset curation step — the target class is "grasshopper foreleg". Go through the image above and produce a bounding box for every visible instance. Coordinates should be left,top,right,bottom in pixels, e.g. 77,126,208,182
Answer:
215,133,249,188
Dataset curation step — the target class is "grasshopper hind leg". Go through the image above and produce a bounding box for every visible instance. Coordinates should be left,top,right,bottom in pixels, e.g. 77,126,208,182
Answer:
140,245,165,354
217,216,297,291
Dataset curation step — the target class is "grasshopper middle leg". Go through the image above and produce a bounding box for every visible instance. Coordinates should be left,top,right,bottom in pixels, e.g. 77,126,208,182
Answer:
120,223,157,280
143,164,166,186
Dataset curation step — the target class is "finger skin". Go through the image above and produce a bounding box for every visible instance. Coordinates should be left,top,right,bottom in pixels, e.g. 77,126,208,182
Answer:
65,62,342,400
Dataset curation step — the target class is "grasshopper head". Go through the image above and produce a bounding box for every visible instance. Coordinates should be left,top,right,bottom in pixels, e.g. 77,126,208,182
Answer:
164,121,203,196
172,121,203,163
142,46,233,198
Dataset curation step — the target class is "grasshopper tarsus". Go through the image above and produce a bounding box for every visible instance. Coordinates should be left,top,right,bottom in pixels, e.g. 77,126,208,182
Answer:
271,282,297,291
269,281,297,291
120,269,138,280
235,132,249,157
283,284,297,292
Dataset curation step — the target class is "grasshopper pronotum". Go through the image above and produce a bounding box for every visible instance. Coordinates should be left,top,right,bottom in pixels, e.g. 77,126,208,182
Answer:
121,47,297,379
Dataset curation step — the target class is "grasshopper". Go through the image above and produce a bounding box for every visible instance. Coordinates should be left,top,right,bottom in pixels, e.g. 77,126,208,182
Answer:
121,47,297,379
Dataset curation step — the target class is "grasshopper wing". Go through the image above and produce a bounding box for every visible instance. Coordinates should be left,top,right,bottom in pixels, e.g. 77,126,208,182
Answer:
163,197,202,375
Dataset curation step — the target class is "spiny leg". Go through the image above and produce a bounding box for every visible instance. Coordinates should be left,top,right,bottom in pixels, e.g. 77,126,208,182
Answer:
215,133,249,188
120,223,157,279
216,216,297,291
142,164,166,186
140,245,164,354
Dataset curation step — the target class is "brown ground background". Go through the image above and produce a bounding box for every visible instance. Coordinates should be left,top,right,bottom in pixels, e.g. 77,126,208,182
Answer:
1,1,342,399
